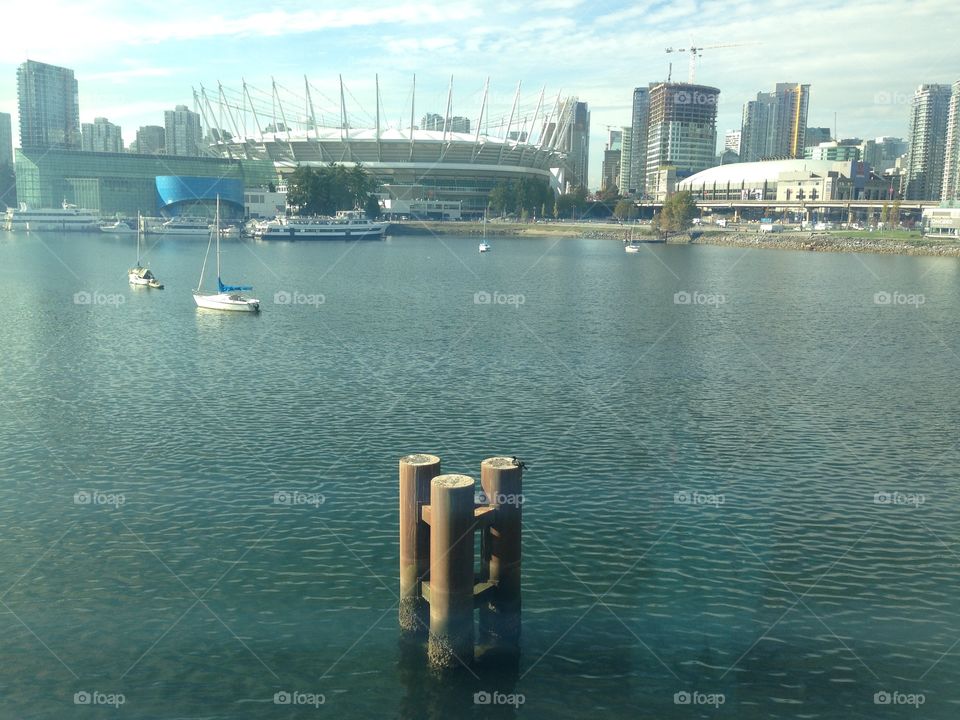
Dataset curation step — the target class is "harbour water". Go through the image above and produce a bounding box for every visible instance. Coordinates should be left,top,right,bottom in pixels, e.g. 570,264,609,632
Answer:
1,230,959,719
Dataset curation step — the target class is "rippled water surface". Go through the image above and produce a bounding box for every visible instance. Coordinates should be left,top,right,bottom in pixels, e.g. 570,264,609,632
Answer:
1,230,959,719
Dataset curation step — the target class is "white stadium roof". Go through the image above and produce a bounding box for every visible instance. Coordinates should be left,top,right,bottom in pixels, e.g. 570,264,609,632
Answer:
680,160,856,187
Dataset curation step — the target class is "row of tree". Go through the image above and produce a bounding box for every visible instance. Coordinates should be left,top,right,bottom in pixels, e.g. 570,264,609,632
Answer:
286,163,381,218
487,179,592,220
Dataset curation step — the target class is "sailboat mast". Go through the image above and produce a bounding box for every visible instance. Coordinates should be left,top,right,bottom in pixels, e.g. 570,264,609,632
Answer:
136,212,141,264
216,196,221,282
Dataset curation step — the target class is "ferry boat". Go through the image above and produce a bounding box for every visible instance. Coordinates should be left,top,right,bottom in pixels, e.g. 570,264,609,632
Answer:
256,210,388,241
145,216,211,236
4,203,100,232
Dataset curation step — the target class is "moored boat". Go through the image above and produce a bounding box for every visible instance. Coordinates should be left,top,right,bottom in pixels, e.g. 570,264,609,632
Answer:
4,203,99,232
256,210,387,240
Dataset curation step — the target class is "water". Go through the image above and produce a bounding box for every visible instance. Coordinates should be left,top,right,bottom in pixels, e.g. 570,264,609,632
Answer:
1,230,959,719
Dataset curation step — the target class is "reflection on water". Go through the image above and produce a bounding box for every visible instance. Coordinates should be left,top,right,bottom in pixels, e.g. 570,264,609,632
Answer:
1,230,959,718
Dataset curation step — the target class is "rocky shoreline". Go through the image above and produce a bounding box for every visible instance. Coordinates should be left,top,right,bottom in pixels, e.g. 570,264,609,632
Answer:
685,231,960,257
389,222,960,257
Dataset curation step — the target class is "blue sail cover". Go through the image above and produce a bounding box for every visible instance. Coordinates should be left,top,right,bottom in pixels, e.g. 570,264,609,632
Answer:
218,278,253,292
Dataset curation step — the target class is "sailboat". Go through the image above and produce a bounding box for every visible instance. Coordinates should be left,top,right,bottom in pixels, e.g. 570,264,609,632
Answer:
479,211,491,253
193,197,259,312
624,223,641,253
128,213,164,288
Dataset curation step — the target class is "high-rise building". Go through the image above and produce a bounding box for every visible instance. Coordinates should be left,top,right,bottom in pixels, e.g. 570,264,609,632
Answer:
645,83,719,196
16,60,81,149
164,105,202,157
420,113,471,134
942,81,960,203
81,117,123,153
904,84,952,200
601,129,622,192
724,130,741,154
628,87,650,195
740,83,809,161
805,127,832,148
0,112,12,166
544,98,590,190
860,136,908,173
131,125,166,154
618,125,632,195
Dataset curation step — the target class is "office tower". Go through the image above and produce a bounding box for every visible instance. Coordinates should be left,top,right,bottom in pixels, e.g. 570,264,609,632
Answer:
601,129,622,192
628,87,650,195
618,125,632,194
804,139,861,161
724,130,741,154
805,127,832,148
0,112,12,166
942,81,960,202
420,113,471,133
164,105,203,156
740,83,809,161
860,136,908,173
904,84,952,200
543,98,590,190
16,59,81,149
81,117,123,153
645,83,719,194
131,125,166,154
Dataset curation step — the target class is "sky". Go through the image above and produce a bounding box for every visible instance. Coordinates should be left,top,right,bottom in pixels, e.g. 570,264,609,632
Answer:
1,0,958,188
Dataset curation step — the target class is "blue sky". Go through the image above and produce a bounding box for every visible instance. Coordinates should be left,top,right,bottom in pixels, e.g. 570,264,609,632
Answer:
1,0,957,188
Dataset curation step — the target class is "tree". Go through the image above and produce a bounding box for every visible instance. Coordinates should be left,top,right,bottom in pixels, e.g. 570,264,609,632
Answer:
890,200,901,228
613,198,638,221
285,163,380,216
880,202,890,226
653,191,697,239
365,193,382,219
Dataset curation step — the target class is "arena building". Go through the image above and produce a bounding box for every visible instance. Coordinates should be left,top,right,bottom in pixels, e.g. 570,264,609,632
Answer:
678,159,893,202
199,78,573,217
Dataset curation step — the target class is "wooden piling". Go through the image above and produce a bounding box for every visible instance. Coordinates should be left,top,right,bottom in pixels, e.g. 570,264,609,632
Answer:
479,457,522,650
426,474,476,669
399,454,441,634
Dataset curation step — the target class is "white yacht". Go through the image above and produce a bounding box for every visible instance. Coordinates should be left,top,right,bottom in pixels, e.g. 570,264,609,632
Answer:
479,211,491,252
256,210,388,240
146,216,211,236
193,199,259,312
128,214,163,289
101,219,136,234
4,203,99,232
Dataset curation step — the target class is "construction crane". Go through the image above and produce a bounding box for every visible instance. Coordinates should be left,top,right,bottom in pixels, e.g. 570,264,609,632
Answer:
665,42,757,84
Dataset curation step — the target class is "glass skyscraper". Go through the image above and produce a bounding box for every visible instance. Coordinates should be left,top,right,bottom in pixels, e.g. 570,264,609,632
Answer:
16,60,81,149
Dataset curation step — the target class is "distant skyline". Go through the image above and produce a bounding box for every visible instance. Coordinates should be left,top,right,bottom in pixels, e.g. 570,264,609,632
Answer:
2,0,958,187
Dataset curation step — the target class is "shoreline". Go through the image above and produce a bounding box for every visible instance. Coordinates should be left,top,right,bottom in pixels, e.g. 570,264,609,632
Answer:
389,221,960,257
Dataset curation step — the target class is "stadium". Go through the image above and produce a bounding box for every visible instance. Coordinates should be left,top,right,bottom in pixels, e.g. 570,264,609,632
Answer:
197,77,576,217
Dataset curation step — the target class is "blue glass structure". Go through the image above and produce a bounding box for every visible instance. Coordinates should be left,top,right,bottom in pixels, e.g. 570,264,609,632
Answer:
155,176,244,217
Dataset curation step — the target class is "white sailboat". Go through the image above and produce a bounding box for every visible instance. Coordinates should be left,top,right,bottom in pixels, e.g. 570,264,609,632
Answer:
128,213,164,288
193,198,259,312
479,211,491,253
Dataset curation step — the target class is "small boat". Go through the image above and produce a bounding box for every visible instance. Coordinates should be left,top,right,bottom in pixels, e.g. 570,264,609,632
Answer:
193,197,259,312
479,211,491,252
625,241,642,253
101,219,136,234
128,214,164,288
